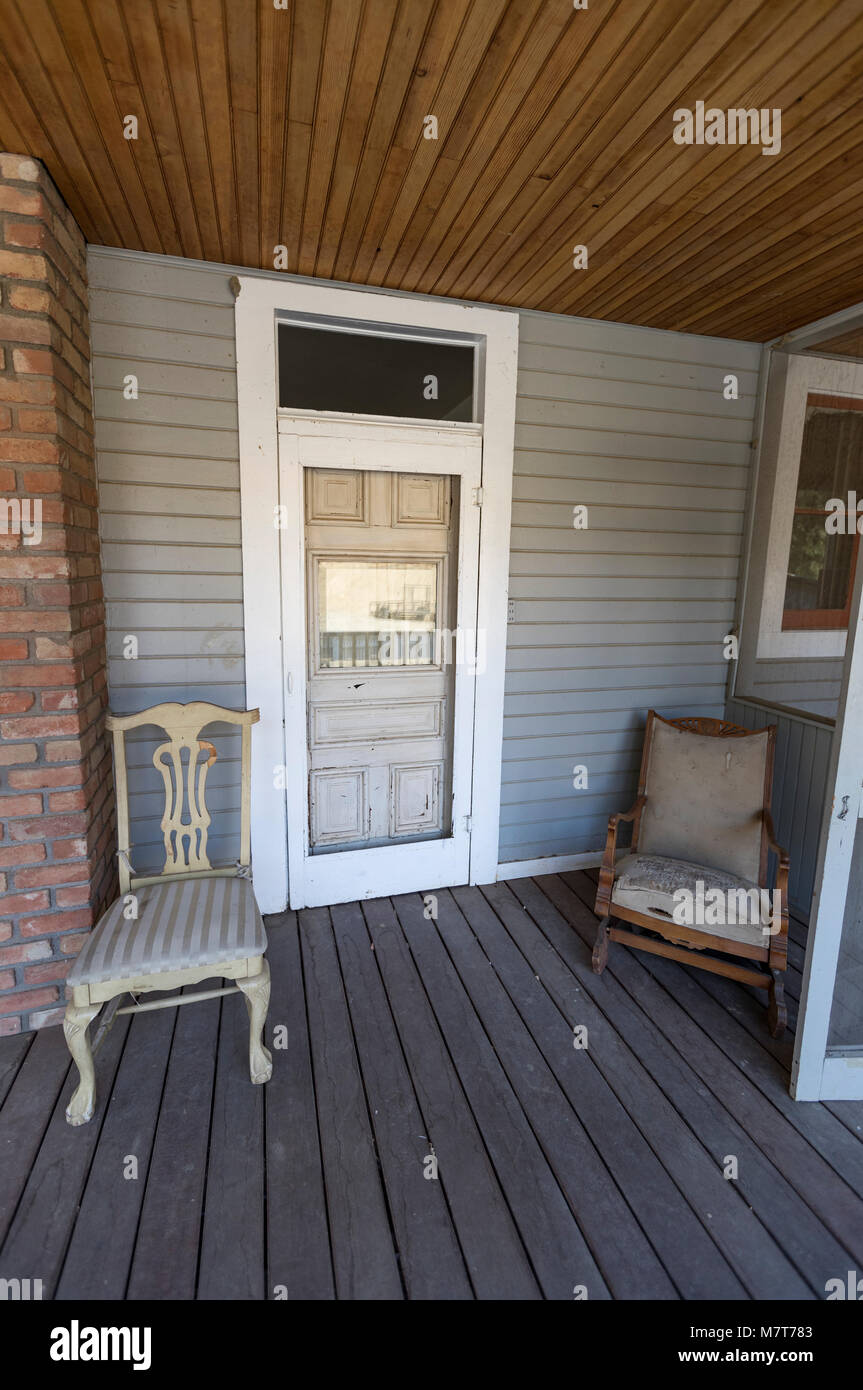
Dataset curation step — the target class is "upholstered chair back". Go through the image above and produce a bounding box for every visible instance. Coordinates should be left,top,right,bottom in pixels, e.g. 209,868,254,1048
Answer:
637,713,772,883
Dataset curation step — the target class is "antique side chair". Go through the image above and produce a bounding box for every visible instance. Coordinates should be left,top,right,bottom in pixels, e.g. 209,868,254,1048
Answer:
63,701,272,1125
593,710,790,1037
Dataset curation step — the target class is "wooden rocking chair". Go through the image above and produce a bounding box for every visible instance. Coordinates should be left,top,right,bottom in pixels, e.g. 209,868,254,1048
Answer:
592,711,789,1037
63,701,272,1125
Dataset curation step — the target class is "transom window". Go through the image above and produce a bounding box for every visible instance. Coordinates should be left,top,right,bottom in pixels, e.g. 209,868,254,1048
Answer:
278,321,475,421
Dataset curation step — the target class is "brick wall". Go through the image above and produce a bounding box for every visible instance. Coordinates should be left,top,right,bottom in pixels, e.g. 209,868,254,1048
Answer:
0,153,115,1035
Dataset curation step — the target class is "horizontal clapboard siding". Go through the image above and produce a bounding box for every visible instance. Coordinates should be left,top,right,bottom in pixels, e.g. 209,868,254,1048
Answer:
89,249,244,871
726,697,833,920
91,248,765,878
502,315,762,863
749,658,845,720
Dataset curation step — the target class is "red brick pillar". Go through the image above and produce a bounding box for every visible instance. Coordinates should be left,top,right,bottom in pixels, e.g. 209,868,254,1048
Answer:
0,153,115,1035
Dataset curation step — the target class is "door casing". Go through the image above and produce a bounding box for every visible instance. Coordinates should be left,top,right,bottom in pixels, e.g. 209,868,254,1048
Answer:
234,276,519,912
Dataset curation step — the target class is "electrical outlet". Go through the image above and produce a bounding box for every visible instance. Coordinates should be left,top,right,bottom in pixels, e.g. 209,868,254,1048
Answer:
507,598,515,623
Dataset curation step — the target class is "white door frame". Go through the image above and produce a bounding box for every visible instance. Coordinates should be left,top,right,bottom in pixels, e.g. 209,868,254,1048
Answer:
280,418,480,908
792,547,863,1100
234,275,518,912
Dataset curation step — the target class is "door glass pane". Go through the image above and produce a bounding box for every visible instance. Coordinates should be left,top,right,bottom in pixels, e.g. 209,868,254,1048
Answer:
278,322,475,421
317,558,439,669
782,395,863,629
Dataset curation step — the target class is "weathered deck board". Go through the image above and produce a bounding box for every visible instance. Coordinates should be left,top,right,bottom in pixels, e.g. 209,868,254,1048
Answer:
536,876,843,1294
0,1033,31,1110
392,890,603,1300
1,872,862,1301
561,872,863,1217
0,1027,70,1250
0,1014,130,1297
263,911,334,1301
197,986,266,1300
555,873,862,1286
477,880,745,1299
487,877,810,1300
448,883,677,1298
125,991,221,1299
299,906,403,1300
361,897,541,1299
56,1004,176,1300
330,900,473,1300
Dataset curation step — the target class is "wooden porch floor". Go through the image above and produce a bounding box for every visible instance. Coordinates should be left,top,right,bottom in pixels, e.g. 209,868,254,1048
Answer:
1,871,862,1300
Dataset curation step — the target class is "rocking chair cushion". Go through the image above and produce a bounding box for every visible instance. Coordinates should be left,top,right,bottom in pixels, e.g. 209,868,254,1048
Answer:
68,875,266,986
611,852,774,947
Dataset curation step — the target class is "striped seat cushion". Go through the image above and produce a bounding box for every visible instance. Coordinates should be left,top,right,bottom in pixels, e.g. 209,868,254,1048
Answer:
68,876,267,986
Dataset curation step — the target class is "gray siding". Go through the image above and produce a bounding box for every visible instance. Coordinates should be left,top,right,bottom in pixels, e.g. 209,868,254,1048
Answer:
502,316,761,862
726,696,832,919
89,250,244,871
748,659,843,719
90,247,763,876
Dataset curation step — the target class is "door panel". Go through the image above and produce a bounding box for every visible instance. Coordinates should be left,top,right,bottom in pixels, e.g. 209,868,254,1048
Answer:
311,769,368,845
306,468,367,523
391,762,442,836
305,466,458,853
393,473,450,526
312,699,443,744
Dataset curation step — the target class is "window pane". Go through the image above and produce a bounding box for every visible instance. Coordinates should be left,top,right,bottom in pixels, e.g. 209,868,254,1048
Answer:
317,559,439,669
784,514,854,612
794,400,863,508
279,323,474,421
783,395,863,624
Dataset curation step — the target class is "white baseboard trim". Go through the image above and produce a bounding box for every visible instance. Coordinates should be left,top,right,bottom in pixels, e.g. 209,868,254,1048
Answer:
495,851,602,882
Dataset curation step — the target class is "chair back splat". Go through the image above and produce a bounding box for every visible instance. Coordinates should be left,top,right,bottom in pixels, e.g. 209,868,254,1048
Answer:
106,701,260,895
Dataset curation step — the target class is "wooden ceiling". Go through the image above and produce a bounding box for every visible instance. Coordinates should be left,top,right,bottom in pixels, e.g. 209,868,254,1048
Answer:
808,327,863,359
1,0,863,341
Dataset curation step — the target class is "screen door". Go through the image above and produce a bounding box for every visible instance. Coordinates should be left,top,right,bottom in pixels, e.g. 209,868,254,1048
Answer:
277,417,482,908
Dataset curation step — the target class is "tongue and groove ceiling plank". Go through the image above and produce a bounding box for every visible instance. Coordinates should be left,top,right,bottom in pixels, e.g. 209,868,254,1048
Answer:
0,0,861,340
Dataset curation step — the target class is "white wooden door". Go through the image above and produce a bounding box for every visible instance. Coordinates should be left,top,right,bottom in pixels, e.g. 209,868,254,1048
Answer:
278,417,482,908
305,467,457,850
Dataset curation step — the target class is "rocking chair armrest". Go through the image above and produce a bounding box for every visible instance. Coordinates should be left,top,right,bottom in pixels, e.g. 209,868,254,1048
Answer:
603,795,646,862
762,810,790,869
610,795,647,828
596,796,646,916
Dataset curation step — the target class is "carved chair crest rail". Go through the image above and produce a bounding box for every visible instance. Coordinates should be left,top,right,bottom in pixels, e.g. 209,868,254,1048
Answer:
63,701,272,1126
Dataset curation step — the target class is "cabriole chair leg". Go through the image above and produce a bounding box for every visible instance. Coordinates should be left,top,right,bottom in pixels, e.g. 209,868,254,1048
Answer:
63,1001,101,1126
237,960,273,1084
